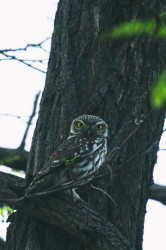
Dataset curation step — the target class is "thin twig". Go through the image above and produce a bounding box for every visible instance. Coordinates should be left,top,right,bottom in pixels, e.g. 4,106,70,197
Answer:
16,59,46,73
0,38,50,53
91,184,118,207
114,135,161,173
105,110,155,165
19,92,41,149
1,52,46,73
0,38,50,73
0,113,37,123
0,58,48,63
0,113,21,119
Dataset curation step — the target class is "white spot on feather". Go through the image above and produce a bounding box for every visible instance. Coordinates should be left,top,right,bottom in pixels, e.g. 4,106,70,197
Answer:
95,138,101,143
92,143,98,150
79,148,84,154
53,160,59,164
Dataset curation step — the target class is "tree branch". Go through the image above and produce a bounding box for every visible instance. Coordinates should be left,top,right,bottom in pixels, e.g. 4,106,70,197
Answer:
1,174,165,248
0,172,135,250
149,184,166,205
0,172,25,202
0,113,27,121
0,38,50,73
0,92,40,170
0,148,28,171
0,38,50,53
25,198,135,250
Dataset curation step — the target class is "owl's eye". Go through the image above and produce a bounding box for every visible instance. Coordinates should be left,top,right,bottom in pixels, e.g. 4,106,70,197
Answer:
77,122,84,128
95,124,103,130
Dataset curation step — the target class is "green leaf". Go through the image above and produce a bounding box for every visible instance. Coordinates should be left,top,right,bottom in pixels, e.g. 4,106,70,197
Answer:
100,20,156,40
151,69,166,107
0,207,4,217
0,206,13,222
12,169,23,174
157,25,166,37
159,11,166,18
6,206,13,216
0,154,21,165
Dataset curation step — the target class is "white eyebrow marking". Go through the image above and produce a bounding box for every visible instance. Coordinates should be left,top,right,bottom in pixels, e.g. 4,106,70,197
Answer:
95,121,104,125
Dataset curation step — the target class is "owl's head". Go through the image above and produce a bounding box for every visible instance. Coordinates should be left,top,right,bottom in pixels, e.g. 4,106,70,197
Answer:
69,115,108,138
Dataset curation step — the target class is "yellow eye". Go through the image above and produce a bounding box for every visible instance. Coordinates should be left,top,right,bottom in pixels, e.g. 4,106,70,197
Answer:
77,122,84,128
96,124,103,130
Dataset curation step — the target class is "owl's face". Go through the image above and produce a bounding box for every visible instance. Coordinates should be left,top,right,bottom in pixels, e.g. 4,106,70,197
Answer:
69,115,108,138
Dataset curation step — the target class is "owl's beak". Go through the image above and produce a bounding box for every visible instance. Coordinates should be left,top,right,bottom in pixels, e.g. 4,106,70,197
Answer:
87,129,91,137
84,127,95,137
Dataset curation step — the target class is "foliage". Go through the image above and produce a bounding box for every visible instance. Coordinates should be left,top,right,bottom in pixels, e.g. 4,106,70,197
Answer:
0,206,12,222
0,155,22,165
159,11,166,18
100,17,166,107
100,20,156,39
151,69,166,107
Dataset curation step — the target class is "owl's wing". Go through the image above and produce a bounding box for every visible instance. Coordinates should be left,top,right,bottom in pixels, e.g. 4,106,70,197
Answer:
25,160,62,195
25,135,105,196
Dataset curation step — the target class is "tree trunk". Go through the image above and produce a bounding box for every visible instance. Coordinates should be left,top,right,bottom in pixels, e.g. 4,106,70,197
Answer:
6,0,166,249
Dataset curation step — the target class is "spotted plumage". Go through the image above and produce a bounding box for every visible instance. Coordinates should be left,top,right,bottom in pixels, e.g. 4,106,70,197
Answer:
25,115,108,199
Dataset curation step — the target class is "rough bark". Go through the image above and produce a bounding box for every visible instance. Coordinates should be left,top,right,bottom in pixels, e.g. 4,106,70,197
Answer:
1,174,165,249
3,0,166,249
0,237,6,250
0,171,25,201
0,173,134,250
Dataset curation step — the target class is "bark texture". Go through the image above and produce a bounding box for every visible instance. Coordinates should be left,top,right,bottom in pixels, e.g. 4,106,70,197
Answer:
0,237,6,250
5,0,166,249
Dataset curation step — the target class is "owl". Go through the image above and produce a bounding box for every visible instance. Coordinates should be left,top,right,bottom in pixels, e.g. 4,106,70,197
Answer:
25,115,108,200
